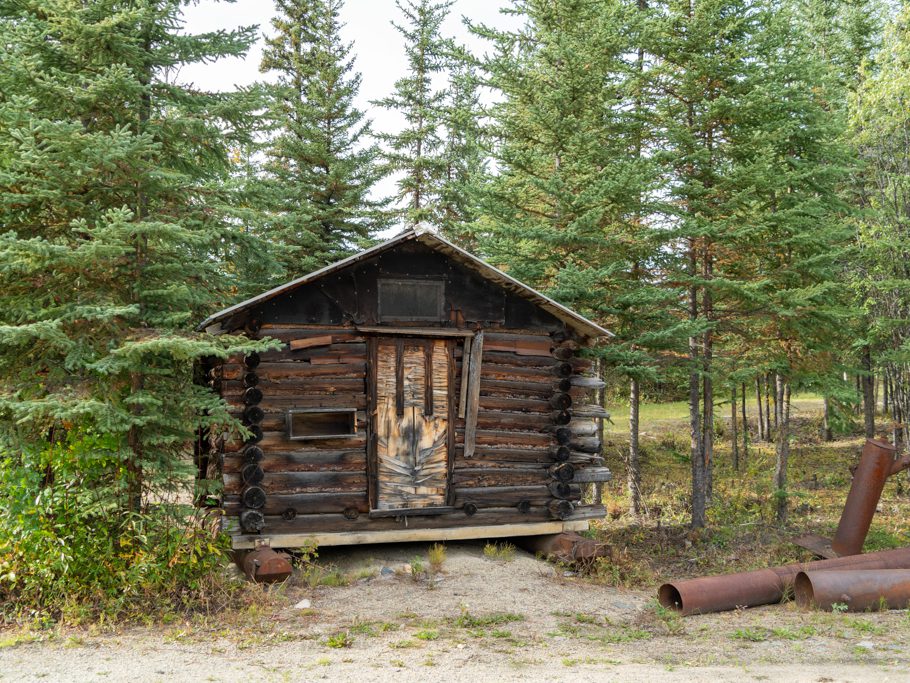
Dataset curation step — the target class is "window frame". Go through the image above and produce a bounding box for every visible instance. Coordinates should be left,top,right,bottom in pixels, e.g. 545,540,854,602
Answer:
377,278,446,322
286,407,357,441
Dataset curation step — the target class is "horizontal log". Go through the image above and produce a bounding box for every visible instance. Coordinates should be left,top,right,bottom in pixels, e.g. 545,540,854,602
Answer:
461,429,554,448
289,335,334,351
455,349,558,368
571,405,611,419
224,491,369,515
571,437,603,454
478,378,585,398
253,328,363,342
454,484,579,508
453,446,601,466
452,467,550,488
570,376,606,389
222,362,366,381
479,395,552,413
226,395,368,411
483,332,554,344
224,470,367,495
483,338,553,356
567,419,598,436
224,504,606,537
223,378,367,396
571,467,613,484
224,449,366,473
224,432,366,453
475,412,550,430
231,519,597,550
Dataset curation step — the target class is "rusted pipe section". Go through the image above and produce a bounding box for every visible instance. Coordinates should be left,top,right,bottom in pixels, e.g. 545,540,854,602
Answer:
514,531,609,564
234,546,293,583
658,546,910,616
831,439,907,556
795,569,910,612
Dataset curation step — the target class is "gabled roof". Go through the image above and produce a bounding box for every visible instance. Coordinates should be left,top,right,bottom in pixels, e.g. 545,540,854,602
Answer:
198,228,613,339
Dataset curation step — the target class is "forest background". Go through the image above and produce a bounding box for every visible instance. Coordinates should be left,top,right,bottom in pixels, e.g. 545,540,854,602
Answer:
1,0,909,620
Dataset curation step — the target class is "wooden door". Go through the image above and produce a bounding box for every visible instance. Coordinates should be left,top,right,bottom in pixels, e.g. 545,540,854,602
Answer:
373,338,451,511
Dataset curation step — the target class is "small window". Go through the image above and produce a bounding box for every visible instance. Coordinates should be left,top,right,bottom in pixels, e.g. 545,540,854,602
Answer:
378,279,444,322
287,408,356,440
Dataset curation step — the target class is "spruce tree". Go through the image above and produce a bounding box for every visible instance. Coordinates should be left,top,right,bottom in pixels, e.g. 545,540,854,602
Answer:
375,0,454,228
0,0,269,609
438,59,488,244
471,0,675,516
258,0,387,277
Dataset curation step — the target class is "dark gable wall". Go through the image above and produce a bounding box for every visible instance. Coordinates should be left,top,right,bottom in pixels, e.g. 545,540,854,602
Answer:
249,241,566,333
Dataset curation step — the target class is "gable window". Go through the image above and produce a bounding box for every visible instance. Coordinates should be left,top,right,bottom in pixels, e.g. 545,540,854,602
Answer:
378,278,445,322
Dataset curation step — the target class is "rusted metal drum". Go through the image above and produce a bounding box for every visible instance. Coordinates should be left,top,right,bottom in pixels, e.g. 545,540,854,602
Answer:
831,439,897,556
795,569,910,611
237,547,293,584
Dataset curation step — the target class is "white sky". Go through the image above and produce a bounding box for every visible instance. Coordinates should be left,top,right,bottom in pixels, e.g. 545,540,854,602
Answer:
179,1,521,219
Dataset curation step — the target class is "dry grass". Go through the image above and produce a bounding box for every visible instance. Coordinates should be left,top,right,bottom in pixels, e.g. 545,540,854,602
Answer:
592,398,910,586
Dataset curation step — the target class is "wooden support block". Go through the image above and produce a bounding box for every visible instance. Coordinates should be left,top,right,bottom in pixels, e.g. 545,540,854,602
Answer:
289,335,334,351
458,337,472,418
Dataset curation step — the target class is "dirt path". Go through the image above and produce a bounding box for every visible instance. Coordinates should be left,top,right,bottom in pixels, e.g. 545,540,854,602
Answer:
2,541,909,682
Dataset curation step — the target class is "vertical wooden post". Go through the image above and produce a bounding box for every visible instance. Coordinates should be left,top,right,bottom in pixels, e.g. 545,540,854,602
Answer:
741,381,748,465
463,331,484,458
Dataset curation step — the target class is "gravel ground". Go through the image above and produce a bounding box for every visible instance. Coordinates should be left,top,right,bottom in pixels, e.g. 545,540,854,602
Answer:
2,541,909,682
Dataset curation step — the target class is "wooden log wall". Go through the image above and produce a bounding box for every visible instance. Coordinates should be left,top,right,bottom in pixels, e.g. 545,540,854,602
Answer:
208,323,609,543
452,330,608,522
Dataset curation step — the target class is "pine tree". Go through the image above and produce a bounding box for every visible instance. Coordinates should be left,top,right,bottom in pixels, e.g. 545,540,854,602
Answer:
375,0,454,228
0,0,269,607
258,0,387,278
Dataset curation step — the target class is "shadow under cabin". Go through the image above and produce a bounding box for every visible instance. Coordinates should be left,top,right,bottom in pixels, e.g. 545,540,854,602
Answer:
195,228,613,552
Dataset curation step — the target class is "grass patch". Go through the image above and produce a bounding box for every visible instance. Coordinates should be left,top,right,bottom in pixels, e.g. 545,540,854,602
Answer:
730,627,767,642
482,541,516,562
324,631,353,648
415,629,439,641
454,610,525,629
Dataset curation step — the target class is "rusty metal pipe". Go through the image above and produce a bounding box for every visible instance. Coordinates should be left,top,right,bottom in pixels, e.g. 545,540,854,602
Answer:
795,569,910,611
658,546,910,616
234,547,293,583
831,439,900,556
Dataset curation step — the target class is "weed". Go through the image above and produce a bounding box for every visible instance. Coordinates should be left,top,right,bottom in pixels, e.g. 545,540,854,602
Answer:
415,629,439,641
575,612,598,624
483,542,516,562
489,629,512,638
390,639,419,649
454,608,525,628
428,543,446,573
324,631,353,648
390,659,406,667
410,556,426,580
770,625,816,640
730,627,767,642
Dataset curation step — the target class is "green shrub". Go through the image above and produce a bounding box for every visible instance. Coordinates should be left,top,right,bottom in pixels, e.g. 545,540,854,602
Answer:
0,430,240,624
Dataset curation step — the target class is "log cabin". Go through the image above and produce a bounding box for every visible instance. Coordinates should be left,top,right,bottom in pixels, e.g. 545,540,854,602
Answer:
196,228,613,550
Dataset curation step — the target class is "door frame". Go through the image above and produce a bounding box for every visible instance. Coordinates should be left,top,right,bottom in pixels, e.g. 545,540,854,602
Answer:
365,333,460,514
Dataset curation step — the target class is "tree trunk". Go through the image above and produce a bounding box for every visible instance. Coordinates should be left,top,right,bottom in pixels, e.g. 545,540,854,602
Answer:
628,376,642,516
731,385,739,471
774,379,792,525
755,376,765,442
741,382,748,465
862,345,876,439
882,370,891,415
772,372,780,432
764,374,772,439
689,242,706,528
822,395,833,442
